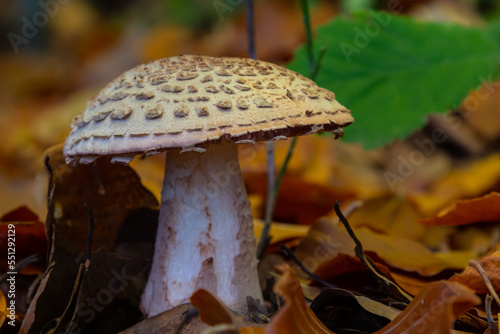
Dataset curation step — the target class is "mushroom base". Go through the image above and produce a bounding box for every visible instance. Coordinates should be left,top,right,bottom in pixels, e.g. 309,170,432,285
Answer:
141,141,262,316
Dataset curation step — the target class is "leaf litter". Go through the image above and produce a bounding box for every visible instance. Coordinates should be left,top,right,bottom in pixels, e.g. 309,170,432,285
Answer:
3,3,500,333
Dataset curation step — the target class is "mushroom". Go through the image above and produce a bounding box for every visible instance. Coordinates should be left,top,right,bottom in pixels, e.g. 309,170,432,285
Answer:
63,55,353,316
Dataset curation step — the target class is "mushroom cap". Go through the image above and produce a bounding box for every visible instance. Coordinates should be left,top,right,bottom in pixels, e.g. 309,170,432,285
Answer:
64,55,353,164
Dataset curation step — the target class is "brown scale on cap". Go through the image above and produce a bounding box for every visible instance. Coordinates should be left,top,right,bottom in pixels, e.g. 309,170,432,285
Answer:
64,55,353,164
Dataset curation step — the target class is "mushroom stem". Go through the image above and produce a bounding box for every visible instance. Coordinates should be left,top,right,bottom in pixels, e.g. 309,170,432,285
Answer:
141,140,262,316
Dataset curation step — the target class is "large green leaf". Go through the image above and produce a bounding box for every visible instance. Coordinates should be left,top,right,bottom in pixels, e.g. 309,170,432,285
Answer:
288,11,500,149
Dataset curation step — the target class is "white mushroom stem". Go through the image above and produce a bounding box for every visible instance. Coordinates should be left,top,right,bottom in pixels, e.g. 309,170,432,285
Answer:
141,140,262,316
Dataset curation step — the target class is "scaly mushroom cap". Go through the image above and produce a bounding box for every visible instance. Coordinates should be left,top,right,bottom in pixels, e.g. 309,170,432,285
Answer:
64,55,353,164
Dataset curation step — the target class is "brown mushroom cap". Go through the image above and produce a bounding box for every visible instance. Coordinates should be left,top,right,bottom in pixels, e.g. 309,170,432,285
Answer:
64,55,353,163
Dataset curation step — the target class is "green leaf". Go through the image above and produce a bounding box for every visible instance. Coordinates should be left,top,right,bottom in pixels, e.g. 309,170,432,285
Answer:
288,11,500,149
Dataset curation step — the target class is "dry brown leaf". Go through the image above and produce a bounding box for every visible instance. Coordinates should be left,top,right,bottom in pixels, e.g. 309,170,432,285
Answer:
265,264,335,334
190,289,234,327
21,144,159,334
449,251,500,294
0,206,46,274
421,192,500,226
313,252,393,283
190,290,266,333
245,172,353,225
390,272,434,297
374,281,480,334
294,218,469,277
410,153,500,217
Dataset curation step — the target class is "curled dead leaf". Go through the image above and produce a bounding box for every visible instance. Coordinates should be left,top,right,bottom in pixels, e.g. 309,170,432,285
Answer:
450,251,500,294
266,264,335,334
421,192,500,226
374,281,480,334
190,289,234,327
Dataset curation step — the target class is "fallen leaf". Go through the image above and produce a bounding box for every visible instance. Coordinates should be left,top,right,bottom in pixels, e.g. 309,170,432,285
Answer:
189,289,266,333
312,252,393,283
421,192,500,226
20,144,159,333
390,272,439,297
410,153,500,217
294,218,469,277
309,288,394,333
265,264,334,334
253,219,309,244
0,206,46,274
245,172,353,225
346,194,452,247
59,248,150,333
374,281,480,334
190,289,234,327
449,251,500,294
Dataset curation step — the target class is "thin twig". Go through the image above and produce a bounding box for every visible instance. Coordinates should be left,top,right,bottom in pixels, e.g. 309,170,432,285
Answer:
273,0,317,196
469,260,500,307
280,245,336,288
485,294,497,332
274,136,298,195
300,0,314,76
84,203,94,263
334,200,412,303
257,142,276,260
244,0,276,260
312,46,327,79
245,0,257,59
44,155,53,208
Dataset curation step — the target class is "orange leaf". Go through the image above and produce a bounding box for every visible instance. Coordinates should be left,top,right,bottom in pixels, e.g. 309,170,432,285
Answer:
265,264,335,334
421,192,500,226
0,289,6,328
374,281,480,334
190,289,234,327
449,251,500,294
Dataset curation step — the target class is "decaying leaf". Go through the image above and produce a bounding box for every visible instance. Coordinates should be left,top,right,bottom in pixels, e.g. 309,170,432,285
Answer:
450,251,500,294
20,144,159,333
265,264,335,334
245,172,353,225
411,153,500,217
309,288,396,333
190,289,234,327
421,192,500,226
373,281,480,334
0,206,46,274
294,218,470,277
189,289,267,333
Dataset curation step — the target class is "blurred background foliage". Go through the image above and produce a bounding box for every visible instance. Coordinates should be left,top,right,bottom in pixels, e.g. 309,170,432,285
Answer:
1,0,500,217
